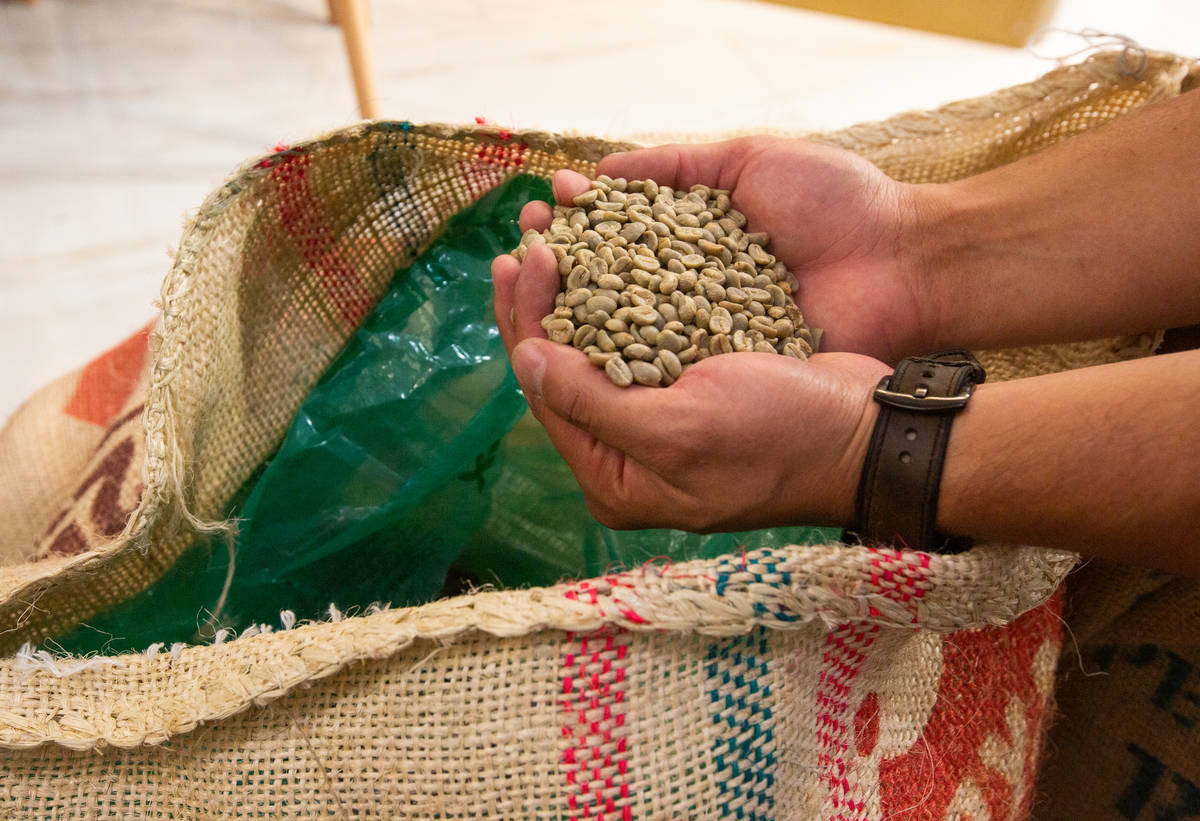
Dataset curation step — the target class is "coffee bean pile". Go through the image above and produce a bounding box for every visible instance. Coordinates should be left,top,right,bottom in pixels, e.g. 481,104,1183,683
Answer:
513,175,814,387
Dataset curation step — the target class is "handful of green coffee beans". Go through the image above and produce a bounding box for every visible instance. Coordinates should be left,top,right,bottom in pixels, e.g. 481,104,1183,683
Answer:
513,175,814,387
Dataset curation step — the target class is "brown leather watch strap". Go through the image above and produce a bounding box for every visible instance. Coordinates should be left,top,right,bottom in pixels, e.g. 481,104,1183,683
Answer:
852,350,985,553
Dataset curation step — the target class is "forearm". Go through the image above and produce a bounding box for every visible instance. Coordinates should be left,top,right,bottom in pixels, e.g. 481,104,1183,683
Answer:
912,88,1200,351
936,349,1200,574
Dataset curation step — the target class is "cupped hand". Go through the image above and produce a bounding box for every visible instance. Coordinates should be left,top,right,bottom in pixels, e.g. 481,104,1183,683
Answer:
491,180,890,532
592,137,936,363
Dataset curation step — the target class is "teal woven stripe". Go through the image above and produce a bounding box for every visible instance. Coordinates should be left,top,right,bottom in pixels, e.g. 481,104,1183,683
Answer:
706,628,777,820
713,548,800,623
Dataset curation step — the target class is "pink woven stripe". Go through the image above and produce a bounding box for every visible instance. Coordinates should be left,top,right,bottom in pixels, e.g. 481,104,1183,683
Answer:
562,575,649,625
560,629,633,821
816,621,879,821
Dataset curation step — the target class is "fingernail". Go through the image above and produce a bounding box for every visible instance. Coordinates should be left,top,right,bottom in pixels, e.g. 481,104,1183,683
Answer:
511,340,546,400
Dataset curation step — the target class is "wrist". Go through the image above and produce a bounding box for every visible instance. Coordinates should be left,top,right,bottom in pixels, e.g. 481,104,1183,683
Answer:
786,353,888,529
895,180,967,355
934,353,1200,572
904,162,1121,352
897,180,979,355
934,379,995,542
834,391,881,527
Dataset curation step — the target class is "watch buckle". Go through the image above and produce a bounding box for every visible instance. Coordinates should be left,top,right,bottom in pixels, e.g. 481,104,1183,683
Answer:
873,376,975,412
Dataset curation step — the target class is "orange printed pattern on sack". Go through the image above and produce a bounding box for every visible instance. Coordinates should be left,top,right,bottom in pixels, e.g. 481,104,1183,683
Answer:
63,324,151,427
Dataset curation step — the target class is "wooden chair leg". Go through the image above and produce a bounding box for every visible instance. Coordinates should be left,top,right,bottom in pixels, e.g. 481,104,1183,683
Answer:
332,0,380,120
326,0,338,24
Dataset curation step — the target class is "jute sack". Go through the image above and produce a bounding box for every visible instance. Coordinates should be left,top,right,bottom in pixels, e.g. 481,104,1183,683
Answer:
0,325,151,568
1035,561,1200,820
0,50,1196,819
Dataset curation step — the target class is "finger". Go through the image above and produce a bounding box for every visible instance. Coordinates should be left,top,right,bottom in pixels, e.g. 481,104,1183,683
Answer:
596,138,764,191
507,339,648,517
500,251,621,490
552,169,593,206
510,337,678,454
528,401,664,531
529,402,617,493
501,331,616,487
491,254,521,355
500,253,629,502
518,200,552,233
512,243,560,344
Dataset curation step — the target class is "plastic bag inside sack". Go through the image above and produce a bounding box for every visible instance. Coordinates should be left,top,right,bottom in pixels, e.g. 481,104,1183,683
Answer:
50,174,838,655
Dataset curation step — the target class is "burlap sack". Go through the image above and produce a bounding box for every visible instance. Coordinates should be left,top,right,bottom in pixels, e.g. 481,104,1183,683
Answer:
0,50,1196,818
1035,562,1200,819
0,325,151,568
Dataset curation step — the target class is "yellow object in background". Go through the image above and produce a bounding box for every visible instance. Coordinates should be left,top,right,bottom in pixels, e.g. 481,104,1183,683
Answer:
767,0,1059,46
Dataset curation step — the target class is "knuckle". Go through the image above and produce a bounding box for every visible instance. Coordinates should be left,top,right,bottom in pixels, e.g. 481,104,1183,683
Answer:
733,135,775,157
559,385,595,433
582,485,652,531
673,149,696,185
583,494,627,530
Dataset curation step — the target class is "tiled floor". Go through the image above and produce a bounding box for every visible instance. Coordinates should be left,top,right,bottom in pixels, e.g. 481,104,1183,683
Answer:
1,0,1195,419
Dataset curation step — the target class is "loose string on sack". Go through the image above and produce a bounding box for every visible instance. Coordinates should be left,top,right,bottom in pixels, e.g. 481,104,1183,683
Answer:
1027,28,1148,77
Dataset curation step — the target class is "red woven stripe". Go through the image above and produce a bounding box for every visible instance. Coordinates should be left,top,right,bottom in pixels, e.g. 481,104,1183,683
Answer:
271,151,375,326
560,629,633,821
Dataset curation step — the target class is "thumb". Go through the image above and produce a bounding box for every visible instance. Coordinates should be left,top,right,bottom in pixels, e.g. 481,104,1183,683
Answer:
510,339,671,452
552,170,593,206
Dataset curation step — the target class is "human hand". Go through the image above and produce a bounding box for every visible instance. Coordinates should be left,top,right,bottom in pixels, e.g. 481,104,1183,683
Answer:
491,174,890,532
591,137,934,363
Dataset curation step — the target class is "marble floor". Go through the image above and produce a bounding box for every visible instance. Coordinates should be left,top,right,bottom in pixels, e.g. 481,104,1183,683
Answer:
1,0,1196,420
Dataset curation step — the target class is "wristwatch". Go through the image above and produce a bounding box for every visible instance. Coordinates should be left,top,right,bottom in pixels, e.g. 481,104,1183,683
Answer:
850,349,986,553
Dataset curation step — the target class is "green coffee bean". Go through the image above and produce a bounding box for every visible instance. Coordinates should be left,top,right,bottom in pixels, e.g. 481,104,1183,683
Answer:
630,360,662,386
547,318,575,344
606,356,634,386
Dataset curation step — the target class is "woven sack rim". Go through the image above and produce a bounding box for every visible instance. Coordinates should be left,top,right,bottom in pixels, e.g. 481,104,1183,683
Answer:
1,541,1075,751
